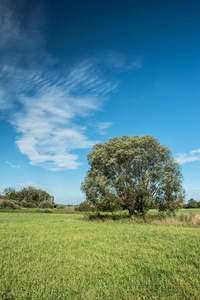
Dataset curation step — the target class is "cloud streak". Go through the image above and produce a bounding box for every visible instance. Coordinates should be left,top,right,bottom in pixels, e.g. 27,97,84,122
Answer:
3,61,117,170
0,1,142,171
0,1,120,171
105,51,143,71
5,161,21,168
95,122,113,135
175,149,200,164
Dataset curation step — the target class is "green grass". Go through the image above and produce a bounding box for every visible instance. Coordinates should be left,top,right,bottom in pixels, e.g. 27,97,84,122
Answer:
0,213,200,299
177,208,200,215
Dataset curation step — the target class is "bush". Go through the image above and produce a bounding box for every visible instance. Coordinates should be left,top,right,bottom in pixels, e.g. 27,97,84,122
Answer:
35,208,42,213
0,199,21,210
56,205,65,209
43,209,53,213
38,200,54,209
21,200,37,208
75,200,96,212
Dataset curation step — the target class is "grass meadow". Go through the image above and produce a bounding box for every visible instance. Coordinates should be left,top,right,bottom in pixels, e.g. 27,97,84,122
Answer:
0,210,200,299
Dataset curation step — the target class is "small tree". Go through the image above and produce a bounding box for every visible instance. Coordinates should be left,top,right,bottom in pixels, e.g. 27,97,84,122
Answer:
21,200,37,208
81,135,184,216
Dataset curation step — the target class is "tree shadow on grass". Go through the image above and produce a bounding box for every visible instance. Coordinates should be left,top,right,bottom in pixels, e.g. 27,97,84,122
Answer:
82,212,167,222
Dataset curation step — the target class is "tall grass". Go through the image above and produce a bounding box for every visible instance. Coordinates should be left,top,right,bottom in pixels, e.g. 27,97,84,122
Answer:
83,210,200,228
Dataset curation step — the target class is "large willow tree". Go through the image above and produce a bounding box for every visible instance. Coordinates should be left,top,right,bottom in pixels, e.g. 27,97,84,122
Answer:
81,135,184,216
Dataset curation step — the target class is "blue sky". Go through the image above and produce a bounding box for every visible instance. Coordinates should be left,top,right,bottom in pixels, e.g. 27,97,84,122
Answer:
0,0,200,204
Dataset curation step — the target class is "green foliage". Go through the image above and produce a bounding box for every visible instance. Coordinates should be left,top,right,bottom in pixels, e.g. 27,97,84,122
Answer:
43,209,53,213
19,186,54,205
34,208,43,213
2,186,54,207
185,198,200,208
38,200,54,209
0,199,21,210
21,200,37,208
81,135,184,216
56,205,65,209
75,200,96,212
3,187,20,200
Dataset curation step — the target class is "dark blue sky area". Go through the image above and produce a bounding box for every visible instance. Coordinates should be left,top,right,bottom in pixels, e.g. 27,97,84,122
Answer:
45,0,200,148
47,0,200,60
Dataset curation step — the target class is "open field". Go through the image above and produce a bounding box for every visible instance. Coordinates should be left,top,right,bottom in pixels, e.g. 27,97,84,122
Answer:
0,212,200,299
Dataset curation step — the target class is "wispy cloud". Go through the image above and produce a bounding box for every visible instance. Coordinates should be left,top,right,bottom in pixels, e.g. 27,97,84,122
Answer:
175,149,200,164
0,1,141,171
95,122,113,135
8,60,118,171
105,51,143,71
0,1,118,171
5,161,21,168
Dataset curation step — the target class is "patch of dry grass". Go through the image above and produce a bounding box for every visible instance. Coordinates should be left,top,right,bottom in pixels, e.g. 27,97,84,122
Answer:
151,213,200,227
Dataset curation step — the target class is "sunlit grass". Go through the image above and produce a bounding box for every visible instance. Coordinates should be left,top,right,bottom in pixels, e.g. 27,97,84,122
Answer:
0,212,200,299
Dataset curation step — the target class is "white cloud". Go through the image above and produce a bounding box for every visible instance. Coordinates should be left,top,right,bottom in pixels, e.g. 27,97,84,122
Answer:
0,1,142,171
175,149,200,164
190,149,200,156
95,122,113,135
6,60,118,171
0,2,118,171
5,161,21,168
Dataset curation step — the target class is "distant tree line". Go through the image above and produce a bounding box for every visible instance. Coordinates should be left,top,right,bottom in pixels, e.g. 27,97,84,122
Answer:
0,186,54,209
184,198,200,209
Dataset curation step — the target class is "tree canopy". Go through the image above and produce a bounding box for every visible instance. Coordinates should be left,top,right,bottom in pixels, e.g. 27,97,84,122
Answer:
81,135,185,216
185,198,200,208
1,186,54,208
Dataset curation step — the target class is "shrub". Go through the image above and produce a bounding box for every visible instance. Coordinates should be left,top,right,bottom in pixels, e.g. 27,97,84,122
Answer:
34,208,53,213
56,205,65,209
38,200,54,209
43,209,53,213
21,200,37,208
75,200,96,212
35,208,42,213
0,199,21,210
